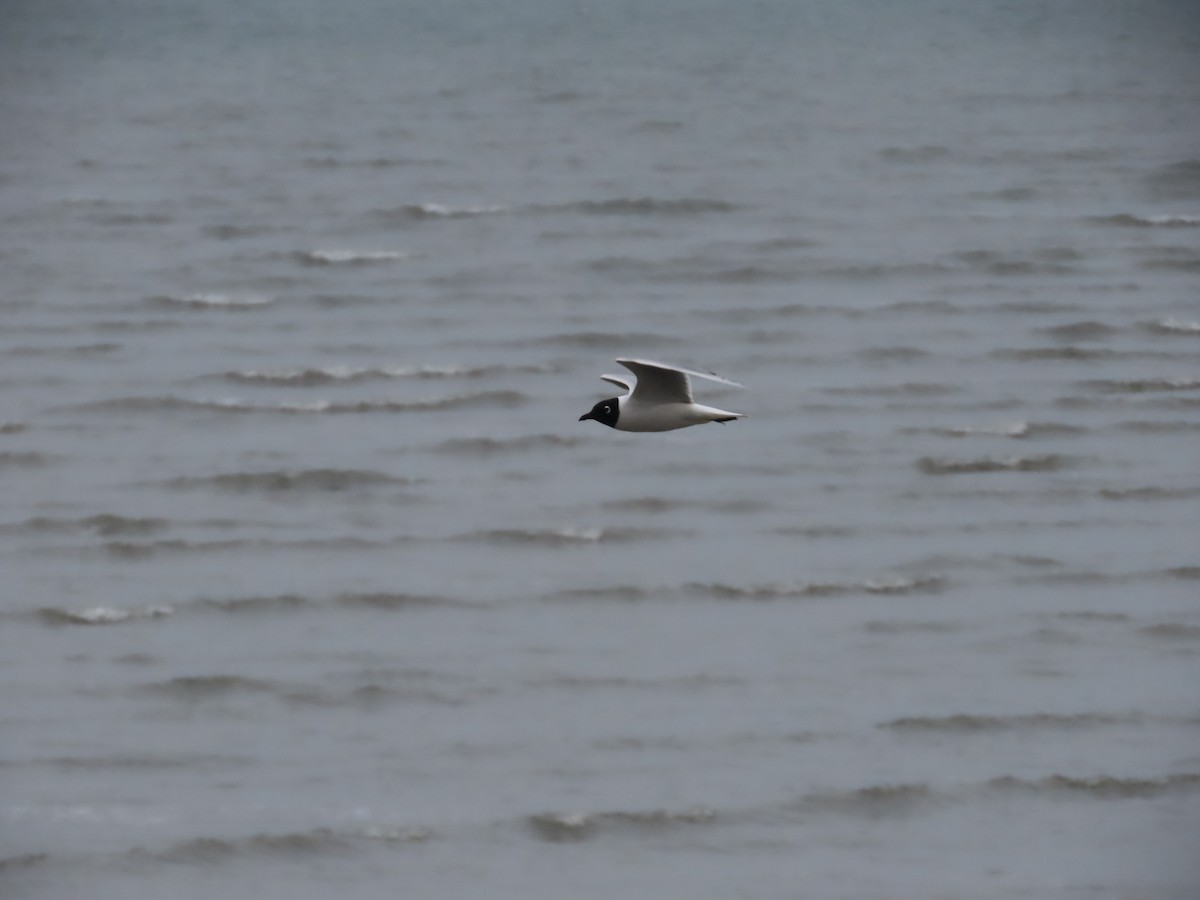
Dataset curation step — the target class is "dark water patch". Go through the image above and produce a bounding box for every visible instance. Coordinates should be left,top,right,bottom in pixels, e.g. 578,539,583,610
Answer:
0,451,54,468
9,342,123,357
196,594,311,614
990,346,1124,361
333,592,469,611
146,293,273,310
1117,419,1200,434
1055,611,1131,623
583,254,800,284
525,330,680,349
34,605,173,626
148,826,430,863
881,712,1144,733
1166,566,1200,580
526,807,716,843
1081,377,1200,394
970,186,1038,202
143,674,283,701
856,345,930,362
30,753,251,771
203,223,278,240
1089,213,1200,228
0,853,49,873
599,495,769,515
432,433,585,456
163,467,411,493
1139,623,1200,641
1098,486,1200,502
988,773,1200,799
772,525,859,539
880,145,951,163
2,514,168,537
952,248,1079,276
0,421,28,434
551,197,738,216
1138,249,1200,273
795,783,934,817
916,454,1074,475
862,620,962,634
909,421,1086,439
1144,159,1200,200
1039,320,1118,341
304,155,444,170
100,536,390,559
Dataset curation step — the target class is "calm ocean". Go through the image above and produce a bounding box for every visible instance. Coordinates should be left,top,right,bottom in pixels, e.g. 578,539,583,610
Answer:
2,1,1199,897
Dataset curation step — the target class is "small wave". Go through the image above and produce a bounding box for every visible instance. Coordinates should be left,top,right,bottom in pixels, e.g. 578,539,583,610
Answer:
0,854,49,872
991,346,1122,361
333,592,467,610
100,537,387,559
556,197,738,216
2,514,167,536
987,773,1200,799
1139,623,1200,640
0,451,53,468
1146,317,1200,336
880,712,1143,733
1144,159,1200,199
880,145,951,163
1039,321,1118,341
686,576,945,600
376,202,508,220
196,594,310,614
78,391,526,415
295,249,409,266
527,330,680,348
825,382,958,398
143,674,283,700
916,454,1073,475
221,364,490,385
1098,486,1200,502
164,468,411,492
36,605,173,626
151,825,430,863
526,807,716,843
1117,419,1200,433
862,620,962,634
796,783,934,816
461,526,679,547
0,421,27,434
432,434,584,456
1082,376,1200,394
1089,213,1200,228
148,293,273,309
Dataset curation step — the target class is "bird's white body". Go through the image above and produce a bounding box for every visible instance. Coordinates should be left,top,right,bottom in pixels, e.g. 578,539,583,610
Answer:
579,358,745,433
615,395,742,432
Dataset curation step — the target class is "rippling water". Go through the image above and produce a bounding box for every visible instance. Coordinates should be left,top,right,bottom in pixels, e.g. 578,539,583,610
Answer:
3,1,1199,897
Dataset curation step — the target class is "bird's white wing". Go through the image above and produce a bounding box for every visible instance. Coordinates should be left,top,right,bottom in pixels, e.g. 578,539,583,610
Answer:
616,358,743,405
600,374,632,393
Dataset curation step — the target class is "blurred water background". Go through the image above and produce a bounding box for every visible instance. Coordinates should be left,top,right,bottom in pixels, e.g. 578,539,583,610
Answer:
2,1,1199,897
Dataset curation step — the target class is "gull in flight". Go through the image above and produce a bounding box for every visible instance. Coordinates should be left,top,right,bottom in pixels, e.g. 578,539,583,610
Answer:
578,358,745,432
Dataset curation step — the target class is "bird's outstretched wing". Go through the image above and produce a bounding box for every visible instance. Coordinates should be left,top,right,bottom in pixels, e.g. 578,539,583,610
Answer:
616,358,742,405
600,374,632,393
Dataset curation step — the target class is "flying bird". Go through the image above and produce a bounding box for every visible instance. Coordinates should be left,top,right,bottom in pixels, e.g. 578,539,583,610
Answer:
578,358,745,432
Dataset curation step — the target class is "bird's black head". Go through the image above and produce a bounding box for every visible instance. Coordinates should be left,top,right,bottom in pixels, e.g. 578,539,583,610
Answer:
579,397,619,428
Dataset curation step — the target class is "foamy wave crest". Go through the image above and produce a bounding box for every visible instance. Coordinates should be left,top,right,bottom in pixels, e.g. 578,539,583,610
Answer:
380,202,508,220
223,364,486,385
36,605,173,626
687,575,945,600
164,468,411,492
881,712,1144,732
526,806,716,843
296,249,409,266
149,293,273,309
987,773,1200,799
916,454,1073,475
462,526,681,547
1147,317,1200,335
1090,213,1200,228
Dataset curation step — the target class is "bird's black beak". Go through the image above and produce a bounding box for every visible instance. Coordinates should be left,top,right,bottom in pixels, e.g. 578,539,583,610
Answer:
578,411,595,422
